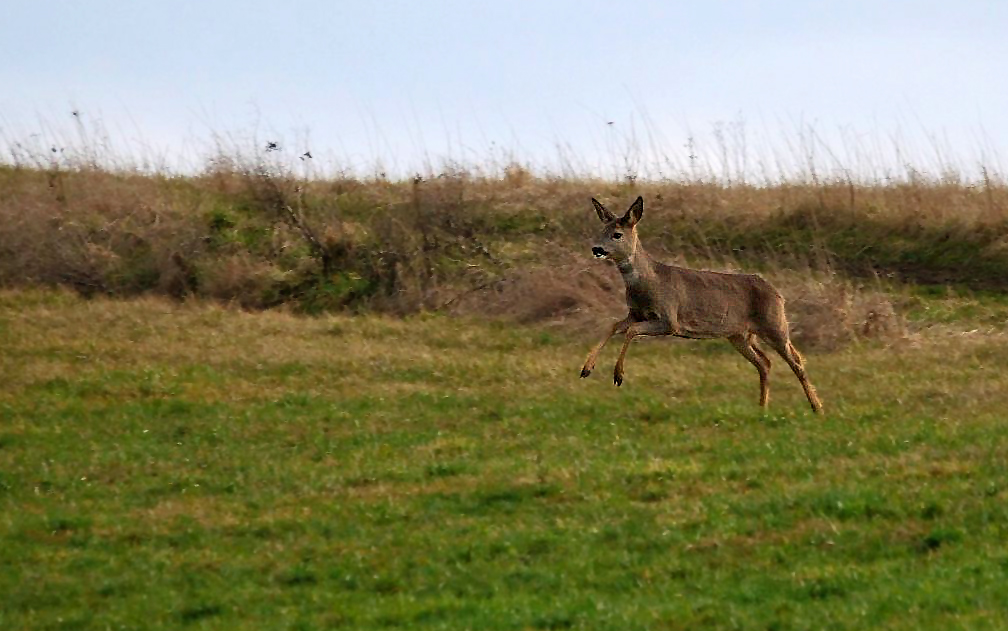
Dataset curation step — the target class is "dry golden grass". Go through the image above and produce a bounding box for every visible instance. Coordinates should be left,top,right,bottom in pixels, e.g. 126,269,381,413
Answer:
0,155,1004,355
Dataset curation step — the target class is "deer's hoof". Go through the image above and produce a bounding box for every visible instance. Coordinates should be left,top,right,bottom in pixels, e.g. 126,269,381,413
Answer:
580,366,591,378
614,370,623,387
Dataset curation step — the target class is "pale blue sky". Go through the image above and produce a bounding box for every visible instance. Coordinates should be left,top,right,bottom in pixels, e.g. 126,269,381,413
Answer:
2,0,1006,178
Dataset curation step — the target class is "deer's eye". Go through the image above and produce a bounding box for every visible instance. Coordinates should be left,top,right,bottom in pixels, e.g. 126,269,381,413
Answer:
612,232,623,240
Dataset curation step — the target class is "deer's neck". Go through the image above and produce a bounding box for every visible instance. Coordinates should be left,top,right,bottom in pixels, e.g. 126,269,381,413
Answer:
617,245,655,286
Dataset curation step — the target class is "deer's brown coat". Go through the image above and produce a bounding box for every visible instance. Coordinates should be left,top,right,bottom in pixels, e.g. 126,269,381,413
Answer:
580,196,822,413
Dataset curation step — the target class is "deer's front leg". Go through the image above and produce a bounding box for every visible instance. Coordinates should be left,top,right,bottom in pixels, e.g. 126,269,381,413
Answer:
581,316,631,378
614,320,674,386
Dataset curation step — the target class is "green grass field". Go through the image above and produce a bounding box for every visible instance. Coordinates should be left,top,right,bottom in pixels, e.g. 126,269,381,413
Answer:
3,289,1008,630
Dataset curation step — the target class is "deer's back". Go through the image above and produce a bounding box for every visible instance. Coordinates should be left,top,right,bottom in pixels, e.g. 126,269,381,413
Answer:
656,265,785,337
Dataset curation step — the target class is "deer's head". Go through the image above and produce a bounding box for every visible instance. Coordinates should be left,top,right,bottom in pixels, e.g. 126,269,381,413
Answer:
590,196,643,265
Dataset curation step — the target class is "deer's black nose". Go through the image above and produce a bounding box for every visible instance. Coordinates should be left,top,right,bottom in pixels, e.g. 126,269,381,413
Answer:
592,247,606,258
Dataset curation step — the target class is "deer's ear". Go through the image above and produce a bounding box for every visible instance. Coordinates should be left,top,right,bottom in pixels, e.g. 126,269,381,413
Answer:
622,196,643,227
592,198,615,223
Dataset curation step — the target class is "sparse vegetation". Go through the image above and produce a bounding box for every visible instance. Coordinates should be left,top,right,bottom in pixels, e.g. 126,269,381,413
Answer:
3,149,1002,349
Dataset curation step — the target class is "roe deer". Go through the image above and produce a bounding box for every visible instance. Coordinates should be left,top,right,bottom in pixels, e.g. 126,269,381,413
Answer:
579,196,823,413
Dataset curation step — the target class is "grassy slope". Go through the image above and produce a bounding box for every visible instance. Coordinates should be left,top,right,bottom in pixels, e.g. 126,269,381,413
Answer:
5,164,1008,314
2,291,1008,630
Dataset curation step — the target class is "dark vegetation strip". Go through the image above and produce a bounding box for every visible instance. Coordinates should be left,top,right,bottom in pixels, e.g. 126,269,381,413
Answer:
659,206,1008,290
2,164,1007,315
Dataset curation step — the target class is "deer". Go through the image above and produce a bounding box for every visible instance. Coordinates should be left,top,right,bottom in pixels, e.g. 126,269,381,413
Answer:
579,196,823,413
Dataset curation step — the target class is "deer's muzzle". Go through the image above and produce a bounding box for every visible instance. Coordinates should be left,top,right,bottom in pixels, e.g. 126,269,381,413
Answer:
592,246,607,259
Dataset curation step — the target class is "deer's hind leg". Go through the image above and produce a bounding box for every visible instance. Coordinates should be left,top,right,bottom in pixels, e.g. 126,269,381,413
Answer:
729,333,771,408
760,330,823,414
